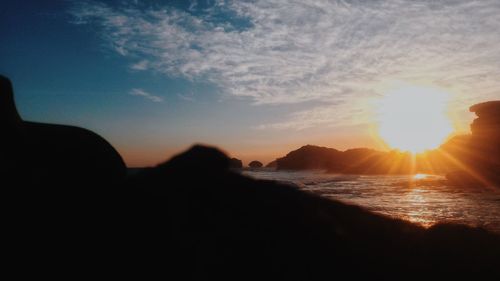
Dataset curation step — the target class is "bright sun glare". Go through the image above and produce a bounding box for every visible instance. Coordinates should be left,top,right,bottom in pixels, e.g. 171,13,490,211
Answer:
377,84,453,153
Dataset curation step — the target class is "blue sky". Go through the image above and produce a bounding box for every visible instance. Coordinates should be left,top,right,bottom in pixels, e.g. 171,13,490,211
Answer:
2,0,500,166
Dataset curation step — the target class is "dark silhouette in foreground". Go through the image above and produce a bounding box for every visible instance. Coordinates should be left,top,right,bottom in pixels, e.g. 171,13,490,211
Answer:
125,145,499,279
2,75,499,279
0,75,126,189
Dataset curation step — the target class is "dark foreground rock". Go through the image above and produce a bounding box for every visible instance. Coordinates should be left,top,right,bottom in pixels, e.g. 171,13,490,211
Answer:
6,144,500,280
0,75,126,190
150,147,500,278
121,145,499,279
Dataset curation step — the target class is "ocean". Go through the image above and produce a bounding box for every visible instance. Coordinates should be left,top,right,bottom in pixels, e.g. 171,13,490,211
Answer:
243,169,500,233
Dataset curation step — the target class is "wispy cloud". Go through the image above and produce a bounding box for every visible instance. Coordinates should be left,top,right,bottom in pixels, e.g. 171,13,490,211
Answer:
71,0,500,128
255,103,371,130
130,60,149,71
129,88,164,103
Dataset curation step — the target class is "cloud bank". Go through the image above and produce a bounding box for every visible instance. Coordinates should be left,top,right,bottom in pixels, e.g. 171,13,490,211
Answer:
70,0,500,128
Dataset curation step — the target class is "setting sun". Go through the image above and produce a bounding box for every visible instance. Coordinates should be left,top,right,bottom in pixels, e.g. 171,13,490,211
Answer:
377,84,453,153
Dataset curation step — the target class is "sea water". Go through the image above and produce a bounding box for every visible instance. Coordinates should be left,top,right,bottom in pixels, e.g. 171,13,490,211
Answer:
243,169,500,233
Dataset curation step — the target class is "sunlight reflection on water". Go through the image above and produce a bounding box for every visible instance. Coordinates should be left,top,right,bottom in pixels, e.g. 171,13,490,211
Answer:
243,169,500,232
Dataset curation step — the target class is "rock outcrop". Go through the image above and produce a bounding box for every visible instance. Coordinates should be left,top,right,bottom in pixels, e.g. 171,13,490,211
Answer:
276,145,343,170
266,159,277,168
248,160,263,168
275,145,415,174
469,101,500,160
229,157,243,168
446,101,500,186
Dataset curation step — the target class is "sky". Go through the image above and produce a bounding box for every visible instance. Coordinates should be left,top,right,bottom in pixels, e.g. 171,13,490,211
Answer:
1,0,499,167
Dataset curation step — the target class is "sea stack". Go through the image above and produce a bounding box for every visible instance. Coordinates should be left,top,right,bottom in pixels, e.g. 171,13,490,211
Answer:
470,101,500,141
470,101,500,182
229,158,243,169
249,160,263,168
447,101,500,186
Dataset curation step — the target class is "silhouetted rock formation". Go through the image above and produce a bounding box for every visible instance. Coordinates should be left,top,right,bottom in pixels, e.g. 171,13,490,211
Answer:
470,101,500,120
0,75,126,189
275,145,416,174
248,160,263,168
277,145,343,170
229,157,243,168
469,101,500,162
437,134,473,156
266,159,277,168
446,101,500,186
